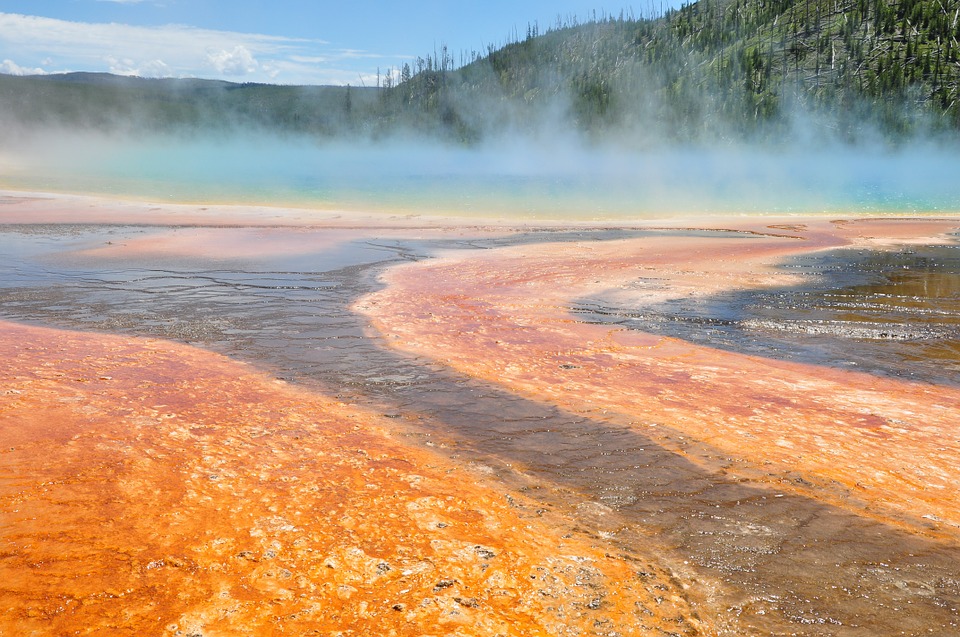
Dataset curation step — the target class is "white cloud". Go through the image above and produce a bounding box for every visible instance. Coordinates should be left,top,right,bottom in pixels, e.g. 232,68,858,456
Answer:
105,55,170,78
337,49,394,60
0,12,384,85
207,45,258,76
1,58,47,75
289,55,332,64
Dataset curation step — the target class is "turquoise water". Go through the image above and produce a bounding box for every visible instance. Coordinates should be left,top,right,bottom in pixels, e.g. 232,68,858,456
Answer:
4,135,960,219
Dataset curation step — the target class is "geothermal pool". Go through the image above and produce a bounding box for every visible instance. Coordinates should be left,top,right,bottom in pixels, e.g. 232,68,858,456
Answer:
1,183,959,635
4,138,960,217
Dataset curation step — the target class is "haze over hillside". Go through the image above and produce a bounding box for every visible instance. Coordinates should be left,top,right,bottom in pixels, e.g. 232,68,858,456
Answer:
3,0,960,220
2,0,959,147
387,0,960,144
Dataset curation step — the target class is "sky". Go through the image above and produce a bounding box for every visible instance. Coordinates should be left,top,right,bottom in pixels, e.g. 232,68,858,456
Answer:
0,0,686,85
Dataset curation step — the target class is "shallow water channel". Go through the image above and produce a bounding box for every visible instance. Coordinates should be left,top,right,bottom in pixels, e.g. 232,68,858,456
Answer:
575,239,960,387
2,224,959,635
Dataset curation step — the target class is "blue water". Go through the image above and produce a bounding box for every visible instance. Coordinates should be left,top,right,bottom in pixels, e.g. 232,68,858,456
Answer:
4,135,960,219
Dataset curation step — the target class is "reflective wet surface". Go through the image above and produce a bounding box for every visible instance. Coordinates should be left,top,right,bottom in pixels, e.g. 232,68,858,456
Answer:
576,240,960,387
3,223,960,635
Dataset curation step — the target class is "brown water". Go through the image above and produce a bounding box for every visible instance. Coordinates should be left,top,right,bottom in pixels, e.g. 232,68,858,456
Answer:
577,241,960,387
769,246,960,379
2,223,960,635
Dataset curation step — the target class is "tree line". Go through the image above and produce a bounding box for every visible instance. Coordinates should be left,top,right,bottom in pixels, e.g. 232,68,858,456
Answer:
380,0,960,143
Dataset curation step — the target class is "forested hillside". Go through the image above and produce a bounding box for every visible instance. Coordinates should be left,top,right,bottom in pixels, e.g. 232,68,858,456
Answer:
0,72,377,137
3,0,959,145
389,0,960,143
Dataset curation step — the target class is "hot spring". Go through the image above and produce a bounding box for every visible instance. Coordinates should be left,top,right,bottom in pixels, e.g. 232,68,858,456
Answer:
2,128,960,635
3,133,960,219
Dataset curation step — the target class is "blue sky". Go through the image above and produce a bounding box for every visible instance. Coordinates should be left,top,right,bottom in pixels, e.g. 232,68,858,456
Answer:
0,1,685,85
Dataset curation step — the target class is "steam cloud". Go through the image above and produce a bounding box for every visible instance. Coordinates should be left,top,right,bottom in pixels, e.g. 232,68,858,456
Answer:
2,44,959,219
4,123,959,219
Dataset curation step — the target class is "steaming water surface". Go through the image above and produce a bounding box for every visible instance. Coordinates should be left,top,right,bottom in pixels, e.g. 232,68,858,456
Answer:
4,136,960,217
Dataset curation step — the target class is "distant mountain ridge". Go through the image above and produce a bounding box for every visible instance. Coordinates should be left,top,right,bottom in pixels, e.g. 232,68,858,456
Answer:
3,0,959,144
31,72,223,86
0,71,375,136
